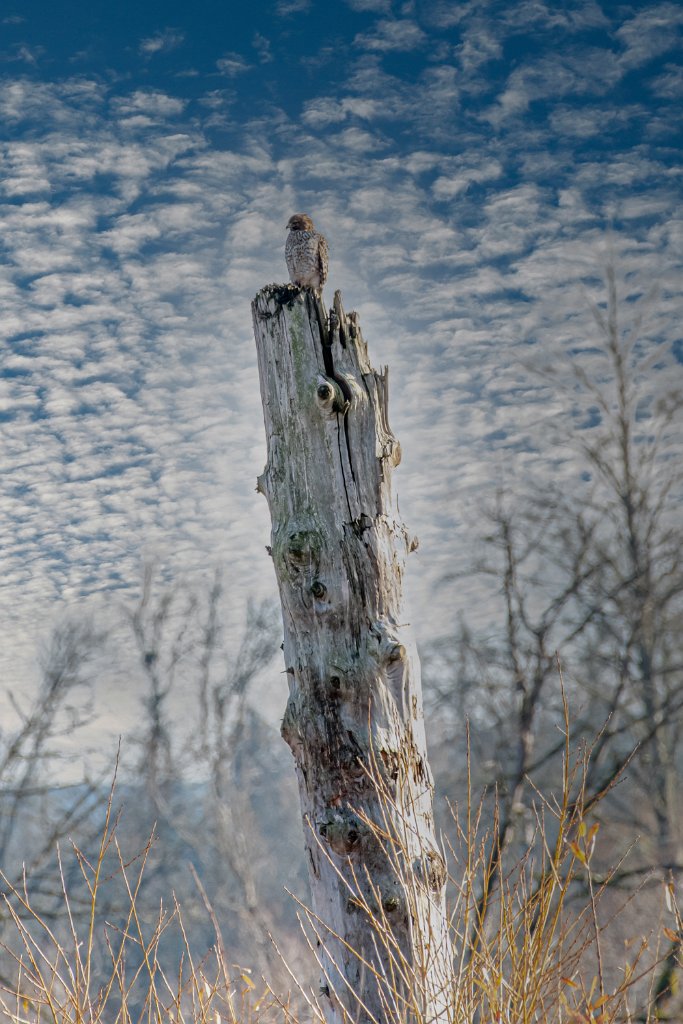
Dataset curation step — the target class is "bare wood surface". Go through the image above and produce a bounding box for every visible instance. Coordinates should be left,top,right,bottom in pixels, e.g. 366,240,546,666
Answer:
252,283,452,1024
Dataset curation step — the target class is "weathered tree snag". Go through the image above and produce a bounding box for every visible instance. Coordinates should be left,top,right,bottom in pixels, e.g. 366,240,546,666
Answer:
252,284,452,1024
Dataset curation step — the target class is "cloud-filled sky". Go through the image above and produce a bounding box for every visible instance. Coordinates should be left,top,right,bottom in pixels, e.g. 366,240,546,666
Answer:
1,0,682,735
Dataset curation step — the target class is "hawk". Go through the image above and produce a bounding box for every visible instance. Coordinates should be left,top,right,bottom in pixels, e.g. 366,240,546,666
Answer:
285,213,329,293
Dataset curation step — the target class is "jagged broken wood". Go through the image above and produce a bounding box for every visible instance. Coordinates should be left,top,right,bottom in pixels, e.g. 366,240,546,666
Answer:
252,284,452,1024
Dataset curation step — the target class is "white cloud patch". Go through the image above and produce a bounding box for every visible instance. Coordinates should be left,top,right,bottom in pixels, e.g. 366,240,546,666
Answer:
14,44,44,65
301,95,386,127
432,158,504,199
455,22,502,74
112,89,187,121
345,0,393,10
216,52,251,77
549,103,647,138
502,0,609,33
0,78,105,126
329,127,388,152
354,18,427,51
139,28,185,55
650,62,683,98
276,0,311,13
420,1,470,29
302,56,459,141
252,32,273,63
616,2,683,70
485,50,621,125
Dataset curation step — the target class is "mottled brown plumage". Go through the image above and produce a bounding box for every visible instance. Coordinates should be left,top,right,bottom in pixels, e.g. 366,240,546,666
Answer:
285,213,329,293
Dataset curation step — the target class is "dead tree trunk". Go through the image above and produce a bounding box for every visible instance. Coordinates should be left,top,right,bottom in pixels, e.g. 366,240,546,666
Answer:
252,284,452,1024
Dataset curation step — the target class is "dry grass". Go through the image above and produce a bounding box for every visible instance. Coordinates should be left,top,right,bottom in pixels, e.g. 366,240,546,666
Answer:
1,715,676,1024
283,699,671,1024
0,779,281,1024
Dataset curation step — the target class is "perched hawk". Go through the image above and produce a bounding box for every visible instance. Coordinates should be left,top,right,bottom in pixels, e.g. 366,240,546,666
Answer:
285,213,329,293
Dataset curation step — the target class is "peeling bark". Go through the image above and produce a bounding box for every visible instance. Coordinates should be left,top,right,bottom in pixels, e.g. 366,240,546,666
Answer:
252,285,452,1024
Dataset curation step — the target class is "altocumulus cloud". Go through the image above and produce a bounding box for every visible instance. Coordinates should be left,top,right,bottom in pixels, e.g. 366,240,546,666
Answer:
0,0,681,731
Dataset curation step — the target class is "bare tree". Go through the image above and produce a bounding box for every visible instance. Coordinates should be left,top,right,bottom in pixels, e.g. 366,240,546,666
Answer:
429,265,683,891
0,572,305,989
0,616,105,934
120,564,302,980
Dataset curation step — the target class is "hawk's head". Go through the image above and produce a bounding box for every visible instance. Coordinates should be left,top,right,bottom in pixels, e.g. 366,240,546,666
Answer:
286,213,315,231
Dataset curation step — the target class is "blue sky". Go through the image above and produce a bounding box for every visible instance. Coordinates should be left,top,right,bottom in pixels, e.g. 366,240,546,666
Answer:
1,0,682,735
